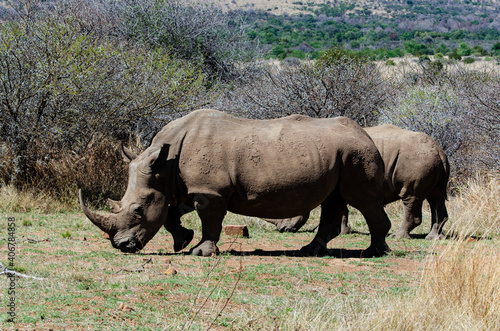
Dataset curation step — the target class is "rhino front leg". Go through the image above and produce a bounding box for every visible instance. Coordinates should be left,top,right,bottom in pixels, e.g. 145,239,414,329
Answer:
426,197,448,240
190,195,226,257
164,206,194,252
390,198,423,239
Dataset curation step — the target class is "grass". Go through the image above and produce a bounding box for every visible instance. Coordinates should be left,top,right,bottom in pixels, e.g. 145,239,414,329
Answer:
0,174,499,329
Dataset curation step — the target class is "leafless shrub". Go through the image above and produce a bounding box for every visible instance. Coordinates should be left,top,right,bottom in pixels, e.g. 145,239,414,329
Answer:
114,0,258,81
216,56,394,126
0,8,211,187
450,64,500,171
381,60,499,182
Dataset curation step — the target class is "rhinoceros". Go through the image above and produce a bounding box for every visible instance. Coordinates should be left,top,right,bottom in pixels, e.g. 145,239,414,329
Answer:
79,109,391,257
264,124,450,240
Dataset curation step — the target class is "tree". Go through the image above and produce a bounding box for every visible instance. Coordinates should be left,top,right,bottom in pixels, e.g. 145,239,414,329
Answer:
0,12,210,186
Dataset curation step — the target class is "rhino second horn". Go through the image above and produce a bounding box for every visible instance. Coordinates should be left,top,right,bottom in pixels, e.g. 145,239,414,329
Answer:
108,198,121,213
79,189,117,233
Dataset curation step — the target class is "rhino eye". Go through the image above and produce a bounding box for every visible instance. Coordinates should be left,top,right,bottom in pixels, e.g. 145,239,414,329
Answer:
132,205,144,217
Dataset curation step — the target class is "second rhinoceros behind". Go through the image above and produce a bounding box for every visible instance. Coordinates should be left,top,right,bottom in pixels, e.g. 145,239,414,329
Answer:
80,109,392,257
265,124,450,239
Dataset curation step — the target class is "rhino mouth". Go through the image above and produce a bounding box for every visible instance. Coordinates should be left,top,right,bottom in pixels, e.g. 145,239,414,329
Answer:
114,237,144,253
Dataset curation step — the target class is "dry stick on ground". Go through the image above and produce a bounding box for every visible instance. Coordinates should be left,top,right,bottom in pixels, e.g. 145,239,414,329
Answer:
0,262,45,280
207,242,244,331
181,237,242,330
114,257,153,273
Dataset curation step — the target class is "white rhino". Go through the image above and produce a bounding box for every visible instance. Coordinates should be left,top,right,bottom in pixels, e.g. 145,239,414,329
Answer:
80,109,391,257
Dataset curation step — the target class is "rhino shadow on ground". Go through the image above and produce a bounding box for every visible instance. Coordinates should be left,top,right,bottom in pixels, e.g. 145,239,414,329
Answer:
225,248,365,258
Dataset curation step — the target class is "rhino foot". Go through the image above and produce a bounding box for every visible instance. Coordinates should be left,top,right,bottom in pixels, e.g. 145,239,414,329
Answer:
361,243,391,258
276,223,300,233
298,238,330,257
173,229,194,252
340,225,352,235
389,230,412,239
425,232,446,240
190,241,219,257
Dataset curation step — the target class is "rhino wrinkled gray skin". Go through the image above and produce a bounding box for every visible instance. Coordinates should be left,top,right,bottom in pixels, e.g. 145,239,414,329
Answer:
80,109,391,257
265,124,450,240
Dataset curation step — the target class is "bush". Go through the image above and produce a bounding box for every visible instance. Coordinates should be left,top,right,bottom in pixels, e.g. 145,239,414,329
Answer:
116,0,257,81
463,57,475,64
380,85,475,182
0,9,211,191
214,52,394,126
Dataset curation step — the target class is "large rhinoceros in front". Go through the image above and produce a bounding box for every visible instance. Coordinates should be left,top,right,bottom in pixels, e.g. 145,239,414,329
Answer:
266,124,450,239
79,109,391,257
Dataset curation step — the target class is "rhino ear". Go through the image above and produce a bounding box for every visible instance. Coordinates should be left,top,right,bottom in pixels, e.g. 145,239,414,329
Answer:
120,143,138,163
148,144,170,173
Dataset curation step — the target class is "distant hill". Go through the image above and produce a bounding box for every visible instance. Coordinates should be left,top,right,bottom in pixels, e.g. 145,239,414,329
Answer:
223,0,500,59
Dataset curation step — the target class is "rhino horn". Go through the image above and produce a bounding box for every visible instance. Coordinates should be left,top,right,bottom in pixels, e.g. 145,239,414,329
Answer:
79,189,117,233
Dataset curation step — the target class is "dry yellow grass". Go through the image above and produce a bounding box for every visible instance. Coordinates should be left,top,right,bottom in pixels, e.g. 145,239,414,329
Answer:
357,173,500,331
0,183,73,213
448,173,500,238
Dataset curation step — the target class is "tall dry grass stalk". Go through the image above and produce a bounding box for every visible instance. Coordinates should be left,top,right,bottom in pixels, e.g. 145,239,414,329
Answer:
447,172,500,238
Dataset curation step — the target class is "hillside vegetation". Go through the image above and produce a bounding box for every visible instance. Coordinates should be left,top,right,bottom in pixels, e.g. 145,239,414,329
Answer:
235,0,500,59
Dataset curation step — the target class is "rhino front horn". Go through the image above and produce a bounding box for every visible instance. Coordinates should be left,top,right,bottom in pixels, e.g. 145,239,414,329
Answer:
79,189,117,234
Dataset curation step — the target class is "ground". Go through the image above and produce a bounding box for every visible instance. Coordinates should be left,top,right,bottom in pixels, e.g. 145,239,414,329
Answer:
1,203,472,330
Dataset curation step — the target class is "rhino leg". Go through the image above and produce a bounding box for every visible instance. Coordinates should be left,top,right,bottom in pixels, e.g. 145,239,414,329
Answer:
340,209,352,234
390,198,423,239
264,213,310,232
426,197,448,240
357,203,391,257
190,195,225,257
299,193,346,256
164,206,194,252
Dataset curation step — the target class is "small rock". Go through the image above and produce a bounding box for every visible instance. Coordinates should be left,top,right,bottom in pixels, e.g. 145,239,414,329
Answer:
164,266,177,276
118,302,134,312
223,225,249,238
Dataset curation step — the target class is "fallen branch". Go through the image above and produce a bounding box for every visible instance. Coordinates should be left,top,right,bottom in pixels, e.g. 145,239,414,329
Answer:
114,257,153,273
24,237,50,243
0,262,45,280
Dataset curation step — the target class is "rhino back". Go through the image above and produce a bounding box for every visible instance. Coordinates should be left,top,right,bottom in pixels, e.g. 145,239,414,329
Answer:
153,109,376,218
366,124,448,201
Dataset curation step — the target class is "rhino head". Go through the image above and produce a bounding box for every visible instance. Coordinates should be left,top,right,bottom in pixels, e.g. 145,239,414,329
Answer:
79,144,173,253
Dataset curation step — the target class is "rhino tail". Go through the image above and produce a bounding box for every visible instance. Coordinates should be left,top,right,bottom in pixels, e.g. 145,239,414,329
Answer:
438,149,450,200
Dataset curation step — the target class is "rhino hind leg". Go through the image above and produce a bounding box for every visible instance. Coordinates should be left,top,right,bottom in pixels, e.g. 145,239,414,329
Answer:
353,200,391,257
340,210,352,235
426,197,448,240
299,193,346,256
264,213,310,232
390,198,423,239
189,195,225,257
